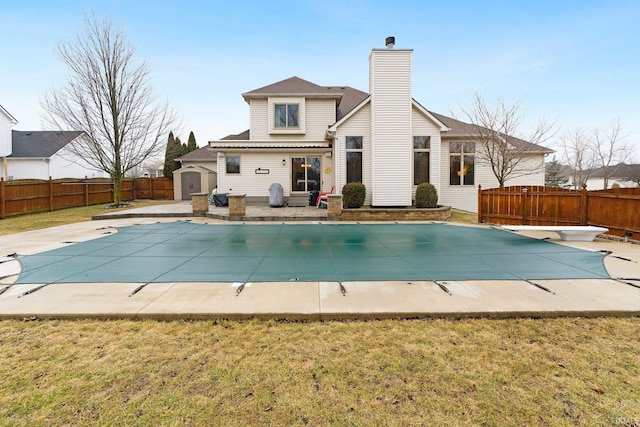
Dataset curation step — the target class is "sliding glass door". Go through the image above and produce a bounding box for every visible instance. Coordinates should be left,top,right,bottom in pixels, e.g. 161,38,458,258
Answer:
291,156,320,192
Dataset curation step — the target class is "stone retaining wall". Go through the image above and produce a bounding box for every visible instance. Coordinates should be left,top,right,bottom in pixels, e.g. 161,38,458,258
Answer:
341,206,451,221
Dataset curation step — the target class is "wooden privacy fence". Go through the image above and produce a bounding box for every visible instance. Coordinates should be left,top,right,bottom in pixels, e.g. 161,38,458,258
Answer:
0,177,173,219
478,185,640,240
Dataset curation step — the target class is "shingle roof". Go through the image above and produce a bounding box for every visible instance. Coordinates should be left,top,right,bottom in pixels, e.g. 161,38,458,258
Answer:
242,76,340,98
10,130,84,158
220,130,250,140
175,146,218,162
235,77,552,154
429,111,554,154
586,163,640,179
242,76,369,125
330,86,369,121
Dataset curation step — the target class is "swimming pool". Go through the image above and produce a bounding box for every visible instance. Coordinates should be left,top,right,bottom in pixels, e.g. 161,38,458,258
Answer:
15,222,610,284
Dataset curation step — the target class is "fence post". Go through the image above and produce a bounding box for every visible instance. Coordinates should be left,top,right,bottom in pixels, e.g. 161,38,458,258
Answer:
132,178,137,200
477,185,483,223
84,177,89,206
150,177,154,200
0,178,5,219
580,184,588,225
49,177,54,212
522,187,528,225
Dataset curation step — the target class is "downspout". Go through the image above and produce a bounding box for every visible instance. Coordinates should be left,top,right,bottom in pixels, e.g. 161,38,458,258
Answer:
325,129,338,194
1,157,7,180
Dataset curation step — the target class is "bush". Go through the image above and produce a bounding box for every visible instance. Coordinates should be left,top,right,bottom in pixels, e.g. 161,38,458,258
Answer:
415,182,438,208
342,182,366,208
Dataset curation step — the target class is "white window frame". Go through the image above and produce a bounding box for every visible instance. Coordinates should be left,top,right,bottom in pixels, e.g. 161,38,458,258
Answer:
268,97,305,135
225,155,240,175
346,136,363,183
413,136,431,185
449,142,475,186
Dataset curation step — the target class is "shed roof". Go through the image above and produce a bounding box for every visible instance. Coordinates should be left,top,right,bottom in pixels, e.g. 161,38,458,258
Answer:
175,146,218,162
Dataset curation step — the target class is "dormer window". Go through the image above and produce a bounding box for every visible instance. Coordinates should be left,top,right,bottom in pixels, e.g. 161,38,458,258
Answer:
274,104,299,128
268,97,305,134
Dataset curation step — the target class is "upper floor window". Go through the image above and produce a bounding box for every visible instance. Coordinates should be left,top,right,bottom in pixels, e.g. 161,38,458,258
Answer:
449,142,475,185
413,136,430,185
346,136,363,183
268,97,305,134
274,104,299,128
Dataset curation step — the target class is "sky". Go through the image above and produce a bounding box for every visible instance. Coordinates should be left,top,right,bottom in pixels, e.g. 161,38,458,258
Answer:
1,0,639,159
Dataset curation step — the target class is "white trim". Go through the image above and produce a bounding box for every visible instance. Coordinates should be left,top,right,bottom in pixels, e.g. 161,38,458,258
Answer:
268,97,305,135
328,96,371,132
0,104,18,124
208,140,329,149
411,100,449,132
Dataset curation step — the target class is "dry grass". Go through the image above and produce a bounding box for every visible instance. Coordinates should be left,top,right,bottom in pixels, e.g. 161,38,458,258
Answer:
449,209,478,224
0,200,175,236
1,317,639,426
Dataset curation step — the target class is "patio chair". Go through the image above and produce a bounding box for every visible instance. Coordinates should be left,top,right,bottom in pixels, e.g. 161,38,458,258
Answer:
317,185,335,208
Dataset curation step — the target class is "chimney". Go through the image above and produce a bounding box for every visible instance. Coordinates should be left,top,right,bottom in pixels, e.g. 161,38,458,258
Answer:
385,36,395,49
368,38,413,206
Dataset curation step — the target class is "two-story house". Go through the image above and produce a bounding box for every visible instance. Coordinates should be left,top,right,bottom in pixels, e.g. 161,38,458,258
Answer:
206,38,552,212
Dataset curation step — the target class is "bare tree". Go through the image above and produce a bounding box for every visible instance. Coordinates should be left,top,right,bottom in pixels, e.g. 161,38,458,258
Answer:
41,13,176,205
561,127,595,189
592,117,631,189
459,92,555,187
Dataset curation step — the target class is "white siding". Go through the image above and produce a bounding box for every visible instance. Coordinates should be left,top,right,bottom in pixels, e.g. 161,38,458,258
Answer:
249,98,335,141
4,151,106,180
438,142,547,213
504,155,546,186
335,103,372,204
369,49,413,206
0,113,11,157
411,107,442,198
216,151,332,197
49,148,106,179
249,99,267,139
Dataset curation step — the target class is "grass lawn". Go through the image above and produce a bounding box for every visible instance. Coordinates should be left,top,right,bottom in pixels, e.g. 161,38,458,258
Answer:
1,204,638,425
0,200,176,236
1,318,639,426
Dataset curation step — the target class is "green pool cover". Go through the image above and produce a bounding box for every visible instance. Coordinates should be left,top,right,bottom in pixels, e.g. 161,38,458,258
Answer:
15,222,610,284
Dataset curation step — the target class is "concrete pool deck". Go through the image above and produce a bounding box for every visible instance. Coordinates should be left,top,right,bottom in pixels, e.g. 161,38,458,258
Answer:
1,208,640,320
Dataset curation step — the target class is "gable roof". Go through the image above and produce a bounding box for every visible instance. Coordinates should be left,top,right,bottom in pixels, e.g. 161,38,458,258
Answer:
429,111,554,154
9,130,84,158
331,86,369,121
242,76,341,99
242,76,368,121
175,146,218,162
0,104,18,124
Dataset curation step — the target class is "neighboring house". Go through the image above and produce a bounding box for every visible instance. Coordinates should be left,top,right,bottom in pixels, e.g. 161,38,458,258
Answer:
202,38,552,212
3,130,106,180
585,163,640,190
0,105,106,180
0,104,18,176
